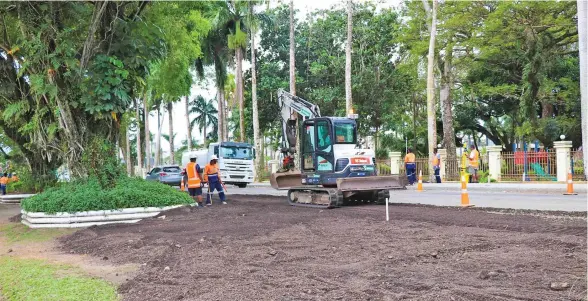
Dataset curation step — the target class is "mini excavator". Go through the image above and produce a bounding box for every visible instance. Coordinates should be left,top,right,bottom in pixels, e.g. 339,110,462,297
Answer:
270,89,407,208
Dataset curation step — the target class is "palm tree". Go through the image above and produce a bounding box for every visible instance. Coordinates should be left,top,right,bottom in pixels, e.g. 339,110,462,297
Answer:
289,0,300,168
345,0,353,114
579,0,588,179
133,98,142,172
225,0,249,142
289,0,295,95
196,16,229,143
190,96,219,147
184,96,193,151
167,100,175,164
424,0,438,181
247,0,270,180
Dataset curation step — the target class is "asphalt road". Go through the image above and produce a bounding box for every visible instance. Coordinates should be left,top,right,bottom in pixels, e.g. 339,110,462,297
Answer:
226,186,588,212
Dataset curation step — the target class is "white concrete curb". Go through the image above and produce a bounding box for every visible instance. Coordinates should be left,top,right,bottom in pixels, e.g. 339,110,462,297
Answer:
21,205,184,228
0,194,36,204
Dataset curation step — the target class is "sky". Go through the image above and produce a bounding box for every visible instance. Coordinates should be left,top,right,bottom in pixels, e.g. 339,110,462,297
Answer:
148,0,402,157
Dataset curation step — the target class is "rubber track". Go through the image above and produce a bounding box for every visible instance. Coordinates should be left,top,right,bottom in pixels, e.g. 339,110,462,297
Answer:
287,187,343,209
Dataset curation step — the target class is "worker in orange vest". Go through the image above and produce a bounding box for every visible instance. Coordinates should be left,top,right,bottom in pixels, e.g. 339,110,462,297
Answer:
0,173,8,195
185,154,204,207
10,173,18,183
204,155,227,206
433,148,441,183
404,148,416,185
468,145,480,183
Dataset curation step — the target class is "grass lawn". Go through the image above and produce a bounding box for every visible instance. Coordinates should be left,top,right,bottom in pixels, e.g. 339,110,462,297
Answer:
0,257,118,301
0,224,74,244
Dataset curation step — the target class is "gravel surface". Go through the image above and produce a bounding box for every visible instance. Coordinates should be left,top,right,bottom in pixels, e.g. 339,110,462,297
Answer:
60,195,587,301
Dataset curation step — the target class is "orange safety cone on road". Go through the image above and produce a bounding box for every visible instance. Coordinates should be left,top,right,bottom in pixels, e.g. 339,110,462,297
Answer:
564,170,577,195
180,177,185,192
460,175,474,207
416,170,423,192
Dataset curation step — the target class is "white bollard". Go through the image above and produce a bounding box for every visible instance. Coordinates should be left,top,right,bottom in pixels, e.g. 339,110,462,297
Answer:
385,198,389,222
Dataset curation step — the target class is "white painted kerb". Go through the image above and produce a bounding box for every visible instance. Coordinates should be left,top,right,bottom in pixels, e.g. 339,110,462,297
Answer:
21,205,184,228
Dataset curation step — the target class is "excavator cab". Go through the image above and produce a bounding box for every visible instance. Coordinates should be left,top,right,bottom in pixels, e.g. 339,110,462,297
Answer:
298,117,377,186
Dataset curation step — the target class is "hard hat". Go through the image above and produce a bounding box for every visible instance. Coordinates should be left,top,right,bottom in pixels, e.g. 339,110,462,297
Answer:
210,155,218,160
188,151,198,159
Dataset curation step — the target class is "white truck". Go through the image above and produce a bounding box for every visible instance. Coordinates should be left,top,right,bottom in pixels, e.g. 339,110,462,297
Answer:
181,142,255,188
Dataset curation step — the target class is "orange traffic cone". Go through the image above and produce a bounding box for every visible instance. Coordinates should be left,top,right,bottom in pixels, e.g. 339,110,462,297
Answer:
461,175,474,207
416,170,423,192
564,170,577,195
180,177,185,192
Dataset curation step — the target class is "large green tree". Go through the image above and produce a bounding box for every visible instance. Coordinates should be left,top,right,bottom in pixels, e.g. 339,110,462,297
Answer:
0,1,212,180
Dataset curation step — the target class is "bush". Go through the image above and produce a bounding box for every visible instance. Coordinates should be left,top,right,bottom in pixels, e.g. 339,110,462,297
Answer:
21,177,192,214
5,166,58,193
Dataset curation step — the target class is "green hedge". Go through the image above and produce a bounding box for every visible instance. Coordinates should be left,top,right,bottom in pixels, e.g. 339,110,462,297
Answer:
21,177,192,214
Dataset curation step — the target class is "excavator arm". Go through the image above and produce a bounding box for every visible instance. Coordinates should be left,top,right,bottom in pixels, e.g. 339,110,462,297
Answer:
277,89,321,169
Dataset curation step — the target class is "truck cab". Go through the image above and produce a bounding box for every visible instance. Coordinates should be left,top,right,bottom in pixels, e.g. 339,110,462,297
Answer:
181,142,255,188
209,142,255,188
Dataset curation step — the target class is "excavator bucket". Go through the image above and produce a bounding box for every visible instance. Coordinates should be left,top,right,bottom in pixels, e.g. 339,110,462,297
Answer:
270,170,303,190
336,175,407,192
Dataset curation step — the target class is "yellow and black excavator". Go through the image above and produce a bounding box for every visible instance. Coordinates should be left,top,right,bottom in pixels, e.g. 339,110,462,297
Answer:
270,89,407,208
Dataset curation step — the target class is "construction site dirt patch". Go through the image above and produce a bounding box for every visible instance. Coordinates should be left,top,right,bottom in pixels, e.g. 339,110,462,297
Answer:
60,195,587,301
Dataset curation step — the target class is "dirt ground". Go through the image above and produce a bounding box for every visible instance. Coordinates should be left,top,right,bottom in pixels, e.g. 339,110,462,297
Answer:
60,195,587,301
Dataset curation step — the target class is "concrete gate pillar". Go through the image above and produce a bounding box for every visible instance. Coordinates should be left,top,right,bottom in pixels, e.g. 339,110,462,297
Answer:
268,160,279,174
438,149,447,181
389,152,402,175
553,141,573,182
487,146,503,181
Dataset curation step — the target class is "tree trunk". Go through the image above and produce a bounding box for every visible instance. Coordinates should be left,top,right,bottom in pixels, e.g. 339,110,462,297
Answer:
251,25,261,182
126,124,132,176
155,106,162,166
579,0,588,179
440,46,457,178
223,91,229,141
185,96,193,151
237,47,245,142
143,94,151,171
168,102,175,164
425,0,438,181
203,113,207,147
289,0,296,95
577,0,588,178
345,0,353,114
289,0,299,169
412,93,417,152
134,98,142,172
217,87,224,143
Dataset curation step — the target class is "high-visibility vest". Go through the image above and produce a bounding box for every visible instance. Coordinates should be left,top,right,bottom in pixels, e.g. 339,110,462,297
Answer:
433,154,440,167
185,162,201,188
469,149,479,168
404,153,415,163
0,177,7,185
204,163,220,182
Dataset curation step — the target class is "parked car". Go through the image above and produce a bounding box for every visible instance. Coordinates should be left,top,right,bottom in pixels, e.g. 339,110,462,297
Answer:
145,165,183,186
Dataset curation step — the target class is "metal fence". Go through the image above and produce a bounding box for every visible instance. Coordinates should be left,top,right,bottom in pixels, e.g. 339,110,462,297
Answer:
397,158,431,178
376,159,391,175
501,151,557,181
571,149,585,181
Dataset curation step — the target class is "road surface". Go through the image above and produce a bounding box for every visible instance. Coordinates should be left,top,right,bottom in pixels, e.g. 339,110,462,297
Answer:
228,186,587,212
